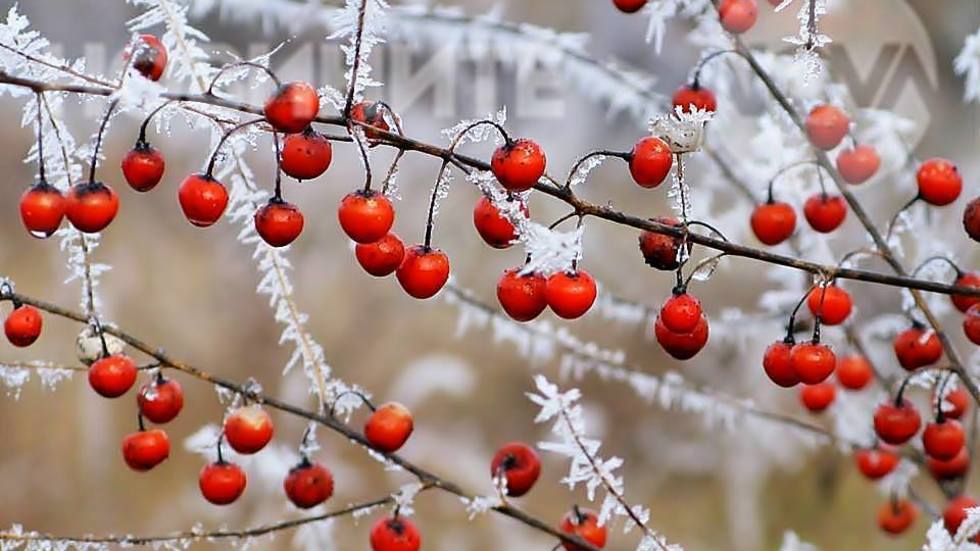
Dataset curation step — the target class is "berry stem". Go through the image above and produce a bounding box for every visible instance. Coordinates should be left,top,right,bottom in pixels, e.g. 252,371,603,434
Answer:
329,389,376,417
350,121,374,192
884,196,921,243
684,220,730,242
205,61,282,95
691,49,742,89
88,99,119,184
912,256,964,279
563,149,629,190
766,159,825,203
343,0,370,117
683,252,727,288
272,132,284,201
423,159,450,249
137,99,177,146
548,210,580,230
786,282,819,339
205,118,266,178
216,434,226,464
34,91,45,182
137,413,146,432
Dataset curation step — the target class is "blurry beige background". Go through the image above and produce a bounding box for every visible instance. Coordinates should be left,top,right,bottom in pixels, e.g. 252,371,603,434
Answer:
1,1,978,550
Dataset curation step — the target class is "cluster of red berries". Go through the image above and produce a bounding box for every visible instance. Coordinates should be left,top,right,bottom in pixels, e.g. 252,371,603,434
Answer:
613,0,761,37
655,289,709,360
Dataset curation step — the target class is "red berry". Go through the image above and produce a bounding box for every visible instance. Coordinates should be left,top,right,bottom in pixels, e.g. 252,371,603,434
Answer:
874,399,921,445
917,158,962,206
491,139,547,193
878,500,917,535
965,304,980,345
803,194,847,233
121,143,165,192
964,197,980,242
137,374,184,424
66,181,119,233
264,81,320,134
928,448,970,481
894,326,942,371
129,35,167,81
364,402,414,453
254,199,304,248
613,0,647,13
338,190,395,244
672,85,717,114
559,508,608,551
800,382,836,412
281,129,332,180
178,174,228,227
836,355,873,390
836,145,880,185
789,342,835,385
350,101,391,141
223,405,274,454
121,429,170,471
88,354,138,398
497,269,548,322
490,442,541,497
951,272,980,313
655,315,709,361
923,418,965,461
938,386,970,420
473,195,526,249
751,201,796,245
805,104,850,151
4,305,42,347
854,447,899,480
944,496,980,538
370,515,421,551
639,218,689,271
660,292,702,334
284,459,334,509
19,181,66,238
763,339,799,387
396,246,450,300
355,233,405,277
199,461,247,505
806,285,852,326
629,137,673,188
718,0,758,34
545,270,598,320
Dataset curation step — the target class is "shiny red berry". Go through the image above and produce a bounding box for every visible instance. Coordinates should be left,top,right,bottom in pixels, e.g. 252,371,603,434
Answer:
629,137,673,188
805,104,850,151
129,34,167,81
944,496,980,539
855,447,899,480
281,129,332,180
836,355,873,390
559,507,608,551
546,270,598,320
874,399,921,445
894,326,942,371
264,81,320,134
951,272,980,313
613,0,647,13
199,461,247,505
365,402,414,453
639,218,689,271
719,0,758,34
878,500,917,535
254,199,304,248
660,292,702,334
137,374,184,424
800,382,836,413
836,145,880,185
672,85,717,113
497,269,548,322
370,515,421,551
396,246,450,300
923,418,965,461
284,459,334,509
806,285,852,326
917,158,962,206
88,354,138,398
751,201,796,245
790,342,835,385
4,305,42,347
491,139,547,192
19,181,66,238
803,194,847,233
338,190,395,244
355,233,405,277
763,339,798,387
965,304,980,346
928,448,970,481
350,101,391,141
473,195,526,249
122,143,165,192
964,197,980,242
938,385,970,420
66,181,119,233
122,428,170,471
655,315,709,361
224,405,274,455
490,442,541,497
178,174,228,227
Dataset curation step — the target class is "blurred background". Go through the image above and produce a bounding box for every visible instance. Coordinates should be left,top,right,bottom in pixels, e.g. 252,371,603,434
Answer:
0,1,978,549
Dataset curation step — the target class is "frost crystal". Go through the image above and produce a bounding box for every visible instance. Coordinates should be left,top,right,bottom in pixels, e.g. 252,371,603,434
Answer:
955,27,980,103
